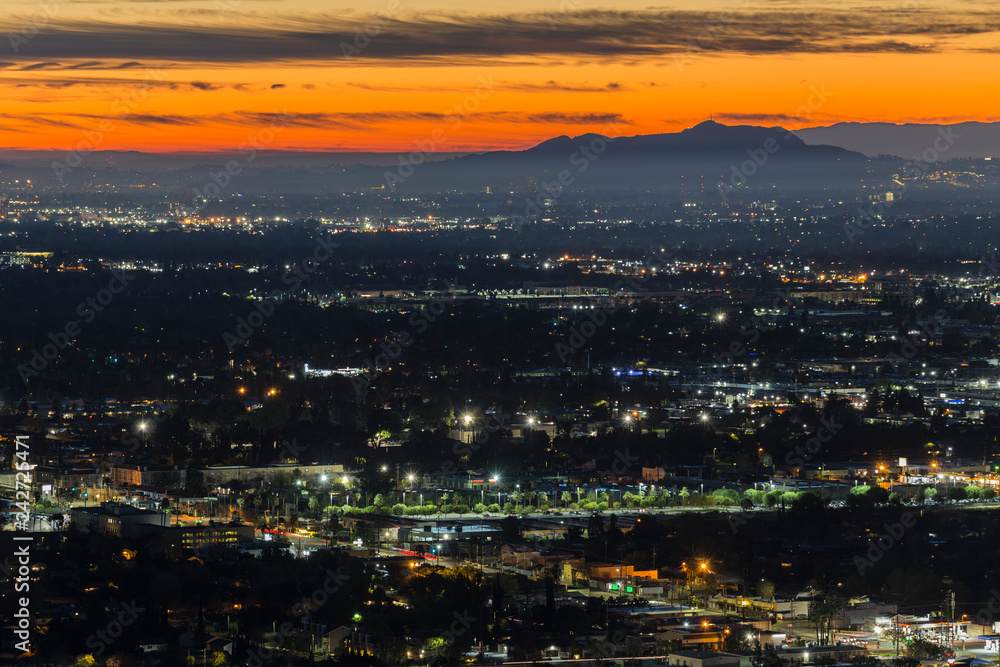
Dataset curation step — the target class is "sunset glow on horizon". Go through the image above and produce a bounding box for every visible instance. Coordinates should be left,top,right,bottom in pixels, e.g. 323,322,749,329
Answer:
2,0,999,153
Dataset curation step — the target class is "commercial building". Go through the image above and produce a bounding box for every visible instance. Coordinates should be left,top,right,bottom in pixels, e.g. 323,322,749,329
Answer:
142,522,255,555
70,502,166,537
772,645,867,666
861,275,914,308
666,650,751,667
200,463,344,487
111,463,185,489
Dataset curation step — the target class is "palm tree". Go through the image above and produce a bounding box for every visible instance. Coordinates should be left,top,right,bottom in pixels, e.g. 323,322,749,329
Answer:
509,491,522,509
561,491,572,508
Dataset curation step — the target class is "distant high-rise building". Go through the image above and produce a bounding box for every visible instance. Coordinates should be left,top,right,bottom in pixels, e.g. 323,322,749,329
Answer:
862,275,914,308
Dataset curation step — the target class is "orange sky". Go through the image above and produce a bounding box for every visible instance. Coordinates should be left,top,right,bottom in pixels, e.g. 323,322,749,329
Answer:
1,0,998,152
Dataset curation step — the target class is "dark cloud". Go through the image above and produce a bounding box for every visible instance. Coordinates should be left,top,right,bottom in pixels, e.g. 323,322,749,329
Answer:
715,113,813,125
0,8,994,64
0,113,83,129
271,83,286,89
124,114,204,126
18,59,154,70
0,75,176,89
190,81,220,90
14,109,629,133
346,80,626,94
498,80,628,93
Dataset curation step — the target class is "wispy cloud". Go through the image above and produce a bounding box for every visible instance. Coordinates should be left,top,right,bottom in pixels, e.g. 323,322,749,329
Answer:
714,112,815,125
0,8,994,65
498,80,627,93
346,80,627,93
21,62,62,70
10,109,628,132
